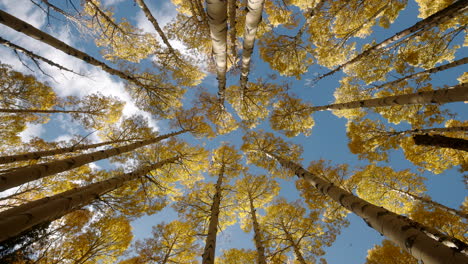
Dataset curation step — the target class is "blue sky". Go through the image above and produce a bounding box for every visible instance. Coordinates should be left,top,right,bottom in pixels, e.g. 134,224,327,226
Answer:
0,0,466,263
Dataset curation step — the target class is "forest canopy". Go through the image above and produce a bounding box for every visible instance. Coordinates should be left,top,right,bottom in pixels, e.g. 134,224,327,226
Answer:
0,0,467,263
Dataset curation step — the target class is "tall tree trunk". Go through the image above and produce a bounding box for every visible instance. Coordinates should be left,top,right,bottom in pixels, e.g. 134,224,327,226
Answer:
413,134,468,152
0,10,149,89
227,0,237,59
248,195,267,264
267,153,468,264
202,165,225,264
0,36,79,74
0,130,187,192
0,156,179,243
371,57,468,91
206,0,228,106
282,225,307,264
310,83,468,111
240,0,265,91
314,0,468,81
389,126,468,136
0,139,133,165
0,108,97,114
134,0,181,62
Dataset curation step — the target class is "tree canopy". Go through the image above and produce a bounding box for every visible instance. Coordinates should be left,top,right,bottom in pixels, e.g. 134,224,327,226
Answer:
0,0,466,263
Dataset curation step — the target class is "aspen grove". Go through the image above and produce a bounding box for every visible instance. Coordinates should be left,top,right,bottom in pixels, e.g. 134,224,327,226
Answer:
0,0,467,263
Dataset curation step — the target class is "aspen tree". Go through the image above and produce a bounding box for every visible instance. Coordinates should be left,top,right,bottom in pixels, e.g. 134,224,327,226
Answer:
347,118,468,173
314,0,468,81
413,134,468,151
234,173,280,264
0,130,187,191
242,131,468,264
260,198,331,264
311,83,468,111
0,156,180,243
206,0,228,105
202,145,243,264
227,0,237,59
240,0,265,91
0,138,134,165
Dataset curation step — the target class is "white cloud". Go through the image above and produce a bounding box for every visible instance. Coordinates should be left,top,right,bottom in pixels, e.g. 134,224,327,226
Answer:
88,162,101,171
53,134,73,143
19,123,45,141
102,0,125,7
0,0,160,134
0,0,45,28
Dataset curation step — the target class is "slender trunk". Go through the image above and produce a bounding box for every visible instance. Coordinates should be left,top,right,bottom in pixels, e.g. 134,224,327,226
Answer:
314,0,468,81
0,36,79,74
282,224,307,264
134,0,181,62
0,130,187,192
390,187,468,220
413,134,468,152
202,165,225,264
0,139,133,165
161,237,177,264
310,83,468,111
0,156,179,243
0,10,148,89
390,126,468,136
268,153,468,264
240,0,265,91
294,0,326,38
372,57,468,91
0,108,97,114
228,0,237,59
206,0,228,106
248,195,267,264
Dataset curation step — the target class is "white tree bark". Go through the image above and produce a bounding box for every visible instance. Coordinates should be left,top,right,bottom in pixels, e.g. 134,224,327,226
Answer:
0,139,132,165
240,0,265,91
311,83,468,111
0,130,186,191
0,156,179,243
268,153,468,264
206,0,228,105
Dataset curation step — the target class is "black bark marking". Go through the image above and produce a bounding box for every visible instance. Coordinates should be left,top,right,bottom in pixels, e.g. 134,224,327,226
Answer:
338,194,346,206
350,201,360,210
401,224,414,232
319,185,327,194
377,211,390,218
405,235,417,250
362,218,372,228
361,204,369,212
